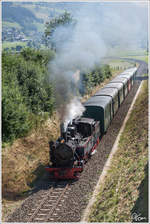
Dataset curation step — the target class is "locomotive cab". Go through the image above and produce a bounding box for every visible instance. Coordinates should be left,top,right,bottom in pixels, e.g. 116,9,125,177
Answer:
73,117,94,138
77,122,91,137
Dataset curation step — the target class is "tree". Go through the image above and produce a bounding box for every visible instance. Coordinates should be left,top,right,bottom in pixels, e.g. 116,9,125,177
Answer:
44,11,74,49
2,71,30,142
101,64,112,79
45,11,73,37
2,49,55,143
16,45,22,52
82,65,112,94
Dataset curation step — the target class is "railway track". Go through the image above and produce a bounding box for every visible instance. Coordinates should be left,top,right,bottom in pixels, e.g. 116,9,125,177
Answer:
26,181,71,222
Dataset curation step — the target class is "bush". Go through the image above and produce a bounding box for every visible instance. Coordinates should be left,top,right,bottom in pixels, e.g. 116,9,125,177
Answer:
2,71,30,142
83,64,112,94
2,49,55,143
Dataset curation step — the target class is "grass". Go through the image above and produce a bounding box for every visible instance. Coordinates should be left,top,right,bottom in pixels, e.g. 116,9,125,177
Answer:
32,21,45,32
2,112,60,220
16,3,65,20
108,59,135,70
102,57,135,71
2,41,27,50
108,48,147,58
3,21,22,30
88,79,148,222
120,55,148,64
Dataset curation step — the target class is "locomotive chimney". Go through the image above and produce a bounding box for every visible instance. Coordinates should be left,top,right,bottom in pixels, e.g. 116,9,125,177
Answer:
60,123,67,141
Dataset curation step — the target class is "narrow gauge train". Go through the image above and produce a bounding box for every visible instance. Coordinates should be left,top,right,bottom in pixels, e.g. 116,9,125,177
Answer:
45,67,137,179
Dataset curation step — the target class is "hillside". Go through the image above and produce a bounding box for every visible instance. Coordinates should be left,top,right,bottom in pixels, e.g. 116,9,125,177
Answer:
2,2,66,29
2,2,66,50
2,2,80,36
2,2,148,52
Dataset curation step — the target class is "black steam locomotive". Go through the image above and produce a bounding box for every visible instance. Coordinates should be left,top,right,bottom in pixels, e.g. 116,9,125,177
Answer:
46,117,100,179
45,67,137,179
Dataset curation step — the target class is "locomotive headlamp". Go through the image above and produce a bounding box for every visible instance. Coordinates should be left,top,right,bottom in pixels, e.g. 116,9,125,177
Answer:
61,139,65,143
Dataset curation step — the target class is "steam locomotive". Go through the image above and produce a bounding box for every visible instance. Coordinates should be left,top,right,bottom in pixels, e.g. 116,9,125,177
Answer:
46,117,100,179
45,67,137,179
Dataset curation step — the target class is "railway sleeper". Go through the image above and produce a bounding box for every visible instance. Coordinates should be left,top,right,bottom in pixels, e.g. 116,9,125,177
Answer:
40,208,52,211
49,218,55,221
55,208,61,211
37,213,47,216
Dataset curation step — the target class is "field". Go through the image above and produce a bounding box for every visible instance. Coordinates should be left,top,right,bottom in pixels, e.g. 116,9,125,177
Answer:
107,59,135,71
108,48,147,57
89,79,148,222
2,41,27,50
32,21,45,32
3,21,22,30
121,55,148,63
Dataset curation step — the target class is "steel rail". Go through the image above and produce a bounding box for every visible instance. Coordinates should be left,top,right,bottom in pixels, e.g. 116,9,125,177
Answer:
27,183,69,222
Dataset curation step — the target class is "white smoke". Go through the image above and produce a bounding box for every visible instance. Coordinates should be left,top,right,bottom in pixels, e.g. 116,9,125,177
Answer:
48,6,107,126
48,2,148,128
63,97,85,131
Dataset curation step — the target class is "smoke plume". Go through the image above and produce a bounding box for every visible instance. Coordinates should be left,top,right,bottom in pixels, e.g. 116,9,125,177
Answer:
48,2,148,128
63,97,85,131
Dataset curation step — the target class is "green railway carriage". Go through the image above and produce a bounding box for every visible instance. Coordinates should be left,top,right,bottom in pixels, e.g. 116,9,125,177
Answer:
133,68,137,80
104,82,124,106
118,73,134,91
110,77,128,99
124,67,137,74
83,67,137,136
122,67,137,81
120,67,137,85
83,96,112,134
132,67,137,78
94,87,119,117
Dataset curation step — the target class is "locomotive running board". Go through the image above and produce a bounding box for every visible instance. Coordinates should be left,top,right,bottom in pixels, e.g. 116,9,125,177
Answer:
45,166,83,179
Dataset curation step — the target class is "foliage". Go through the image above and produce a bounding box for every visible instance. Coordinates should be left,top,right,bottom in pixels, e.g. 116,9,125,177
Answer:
45,11,72,37
2,70,30,143
2,3,41,32
2,41,27,51
2,48,55,143
44,11,74,48
83,64,112,94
